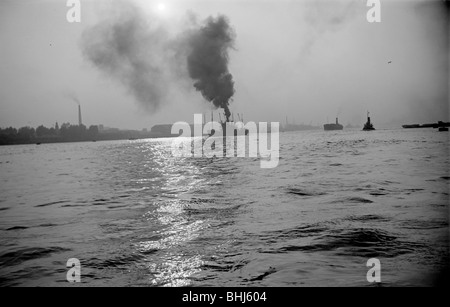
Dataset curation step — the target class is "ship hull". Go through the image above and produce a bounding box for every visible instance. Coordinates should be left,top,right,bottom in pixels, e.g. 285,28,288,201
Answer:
323,124,343,131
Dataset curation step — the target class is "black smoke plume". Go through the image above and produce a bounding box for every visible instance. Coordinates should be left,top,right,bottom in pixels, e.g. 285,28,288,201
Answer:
81,4,168,112
80,2,237,119
186,15,236,121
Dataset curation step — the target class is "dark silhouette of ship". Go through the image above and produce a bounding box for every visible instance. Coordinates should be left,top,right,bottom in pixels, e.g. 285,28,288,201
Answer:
363,112,375,131
208,112,249,137
402,121,450,130
324,118,343,131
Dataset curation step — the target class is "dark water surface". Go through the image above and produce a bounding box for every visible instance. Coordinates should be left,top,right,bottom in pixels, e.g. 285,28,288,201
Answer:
0,128,448,286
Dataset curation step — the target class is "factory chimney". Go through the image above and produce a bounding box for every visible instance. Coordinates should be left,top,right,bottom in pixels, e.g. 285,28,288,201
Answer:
78,105,83,126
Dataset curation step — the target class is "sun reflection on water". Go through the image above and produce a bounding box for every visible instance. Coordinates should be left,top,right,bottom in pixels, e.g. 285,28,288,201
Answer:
135,141,212,286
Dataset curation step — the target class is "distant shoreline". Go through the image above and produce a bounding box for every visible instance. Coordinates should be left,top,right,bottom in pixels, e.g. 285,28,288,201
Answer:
0,134,176,146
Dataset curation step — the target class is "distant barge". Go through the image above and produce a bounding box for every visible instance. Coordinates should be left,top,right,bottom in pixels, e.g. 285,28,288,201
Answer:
402,121,450,129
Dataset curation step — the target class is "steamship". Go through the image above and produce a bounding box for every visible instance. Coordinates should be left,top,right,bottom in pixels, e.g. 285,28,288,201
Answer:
207,112,249,137
324,118,343,131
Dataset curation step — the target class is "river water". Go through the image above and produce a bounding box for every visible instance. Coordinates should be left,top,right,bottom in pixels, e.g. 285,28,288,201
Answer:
0,128,448,286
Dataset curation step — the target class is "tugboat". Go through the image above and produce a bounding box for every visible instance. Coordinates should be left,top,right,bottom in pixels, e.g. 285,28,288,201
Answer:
207,112,249,137
363,112,375,131
324,118,343,131
224,113,249,136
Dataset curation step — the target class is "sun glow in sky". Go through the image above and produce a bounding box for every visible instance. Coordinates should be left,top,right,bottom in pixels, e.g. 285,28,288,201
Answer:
157,2,166,12
154,1,171,17
136,1,171,17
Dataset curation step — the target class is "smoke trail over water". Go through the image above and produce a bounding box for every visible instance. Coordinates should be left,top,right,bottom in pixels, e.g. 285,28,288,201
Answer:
81,4,169,112
80,2,236,118
186,15,236,121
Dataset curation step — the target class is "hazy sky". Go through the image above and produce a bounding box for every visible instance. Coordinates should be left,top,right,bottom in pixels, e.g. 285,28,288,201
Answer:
0,0,448,129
